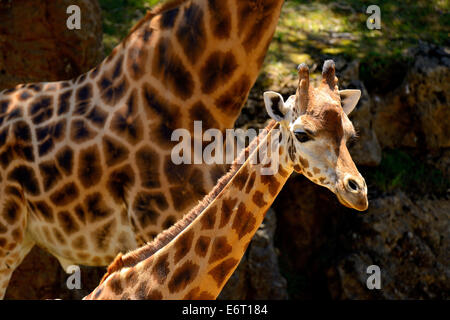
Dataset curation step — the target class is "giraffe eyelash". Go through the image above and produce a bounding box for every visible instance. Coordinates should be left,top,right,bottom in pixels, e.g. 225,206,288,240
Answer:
346,130,359,147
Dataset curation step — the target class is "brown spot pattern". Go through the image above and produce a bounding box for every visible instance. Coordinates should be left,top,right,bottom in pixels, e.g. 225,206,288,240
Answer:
108,274,123,295
232,203,257,240
220,197,238,228
50,182,79,206
153,253,170,285
216,74,252,115
102,135,129,166
208,0,231,39
260,174,280,197
168,261,199,293
233,166,249,191
174,230,194,264
92,220,116,251
237,0,279,52
135,146,160,188
195,236,211,257
132,192,167,228
188,102,219,132
147,289,163,300
176,3,206,65
245,172,256,193
127,44,148,81
78,145,102,188
70,119,97,143
57,210,79,235
200,51,237,94
152,37,194,99
208,236,232,264
252,191,267,208
299,156,309,169
200,205,217,230
208,258,239,288
107,164,135,203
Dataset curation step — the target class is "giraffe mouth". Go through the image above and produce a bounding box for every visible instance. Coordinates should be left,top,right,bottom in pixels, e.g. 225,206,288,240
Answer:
336,192,368,212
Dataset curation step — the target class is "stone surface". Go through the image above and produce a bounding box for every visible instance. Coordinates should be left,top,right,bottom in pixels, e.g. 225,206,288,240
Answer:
373,43,450,151
336,59,382,166
273,175,346,297
274,174,449,300
5,247,105,300
0,0,103,90
344,80,381,166
326,192,450,300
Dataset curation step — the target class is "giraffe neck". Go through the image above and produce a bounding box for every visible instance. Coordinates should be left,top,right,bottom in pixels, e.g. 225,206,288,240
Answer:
91,0,285,132
85,122,294,299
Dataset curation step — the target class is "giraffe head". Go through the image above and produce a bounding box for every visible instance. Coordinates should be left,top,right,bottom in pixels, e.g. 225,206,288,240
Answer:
264,60,368,211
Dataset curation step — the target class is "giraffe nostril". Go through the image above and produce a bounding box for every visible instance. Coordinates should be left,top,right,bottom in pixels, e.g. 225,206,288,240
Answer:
347,179,359,192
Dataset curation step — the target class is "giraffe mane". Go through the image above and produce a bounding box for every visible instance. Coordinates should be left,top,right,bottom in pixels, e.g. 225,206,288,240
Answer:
123,0,188,44
100,120,277,284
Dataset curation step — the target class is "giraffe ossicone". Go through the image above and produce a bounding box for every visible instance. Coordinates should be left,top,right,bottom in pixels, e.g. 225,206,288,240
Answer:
84,60,368,300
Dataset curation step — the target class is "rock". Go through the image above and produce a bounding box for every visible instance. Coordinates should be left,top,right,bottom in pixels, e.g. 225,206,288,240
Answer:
5,247,105,300
435,148,450,178
0,0,103,90
334,59,382,166
344,80,382,166
338,59,360,86
327,191,450,299
247,209,288,299
373,42,450,151
273,175,344,280
274,173,449,300
219,209,288,299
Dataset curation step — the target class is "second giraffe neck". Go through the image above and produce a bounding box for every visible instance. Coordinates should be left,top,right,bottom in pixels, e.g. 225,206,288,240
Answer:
85,122,294,299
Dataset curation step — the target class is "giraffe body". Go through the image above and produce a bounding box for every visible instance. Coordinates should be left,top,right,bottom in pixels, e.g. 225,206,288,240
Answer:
0,0,285,298
84,61,367,300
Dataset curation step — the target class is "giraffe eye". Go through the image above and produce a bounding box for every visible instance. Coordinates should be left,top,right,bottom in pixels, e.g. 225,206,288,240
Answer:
294,130,312,143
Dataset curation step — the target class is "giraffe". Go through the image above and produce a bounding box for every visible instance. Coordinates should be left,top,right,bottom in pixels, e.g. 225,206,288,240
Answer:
0,0,286,298
84,60,367,300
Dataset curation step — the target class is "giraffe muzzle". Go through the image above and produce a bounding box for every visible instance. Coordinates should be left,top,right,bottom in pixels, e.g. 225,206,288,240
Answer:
336,174,368,211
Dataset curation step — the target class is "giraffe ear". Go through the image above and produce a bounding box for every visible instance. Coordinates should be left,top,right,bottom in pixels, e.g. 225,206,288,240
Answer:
264,91,288,122
339,89,361,115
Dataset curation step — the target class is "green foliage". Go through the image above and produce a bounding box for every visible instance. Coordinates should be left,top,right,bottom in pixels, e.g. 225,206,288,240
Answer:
269,0,449,91
99,0,449,77
367,150,449,197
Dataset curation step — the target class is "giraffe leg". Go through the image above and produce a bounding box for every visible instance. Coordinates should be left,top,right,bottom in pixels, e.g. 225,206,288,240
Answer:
0,194,34,299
